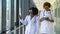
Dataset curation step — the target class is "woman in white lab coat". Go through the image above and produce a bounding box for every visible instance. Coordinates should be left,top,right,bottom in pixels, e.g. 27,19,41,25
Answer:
40,2,54,34
19,7,39,34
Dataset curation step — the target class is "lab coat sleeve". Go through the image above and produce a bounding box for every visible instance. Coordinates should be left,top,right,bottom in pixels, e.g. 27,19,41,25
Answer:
35,17,39,34
40,11,44,19
19,16,28,25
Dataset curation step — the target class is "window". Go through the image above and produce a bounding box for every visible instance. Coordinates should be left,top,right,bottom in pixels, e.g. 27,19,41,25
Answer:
55,8,57,17
58,8,60,17
58,0,60,18
54,0,60,34
6,0,11,31
14,0,16,22
0,0,2,33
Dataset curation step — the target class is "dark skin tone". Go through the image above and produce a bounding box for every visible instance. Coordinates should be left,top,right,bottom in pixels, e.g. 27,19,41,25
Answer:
40,6,54,22
29,10,34,20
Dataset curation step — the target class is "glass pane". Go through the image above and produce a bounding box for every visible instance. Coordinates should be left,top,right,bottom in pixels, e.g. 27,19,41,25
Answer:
19,0,21,15
0,0,2,33
54,0,60,34
58,0,60,18
56,0,60,34
52,0,59,34
6,0,11,31
14,0,16,22
55,8,57,17
58,0,60,8
58,8,60,17
53,1,57,18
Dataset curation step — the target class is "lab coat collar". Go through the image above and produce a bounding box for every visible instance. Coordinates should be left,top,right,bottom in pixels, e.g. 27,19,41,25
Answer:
43,9,51,11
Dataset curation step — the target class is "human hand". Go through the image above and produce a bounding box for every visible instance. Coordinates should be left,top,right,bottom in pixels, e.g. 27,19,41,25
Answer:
45,18,50,21
50,20,54,22
19,15,22,19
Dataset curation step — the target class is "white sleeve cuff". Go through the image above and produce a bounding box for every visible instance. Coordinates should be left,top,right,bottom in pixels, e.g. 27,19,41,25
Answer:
19,19,23,23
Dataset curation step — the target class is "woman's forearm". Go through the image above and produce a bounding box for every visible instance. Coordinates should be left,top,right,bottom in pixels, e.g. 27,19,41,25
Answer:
40,17,51,22
50,20,54,22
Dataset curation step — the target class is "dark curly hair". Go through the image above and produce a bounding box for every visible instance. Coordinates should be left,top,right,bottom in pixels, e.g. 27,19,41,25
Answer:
29,7,38,15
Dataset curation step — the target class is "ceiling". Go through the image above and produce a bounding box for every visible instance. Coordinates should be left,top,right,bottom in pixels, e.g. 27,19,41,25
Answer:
33,0,56,10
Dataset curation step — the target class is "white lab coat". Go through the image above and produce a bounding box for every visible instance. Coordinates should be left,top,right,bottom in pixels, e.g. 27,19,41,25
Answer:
40,9,54,34
20,15,39,34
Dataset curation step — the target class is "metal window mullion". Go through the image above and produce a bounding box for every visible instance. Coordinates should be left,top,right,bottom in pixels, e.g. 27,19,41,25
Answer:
14,0,16,34
11,0,14,33
1,0,6,34
16,0,19,27
16,0,19,34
